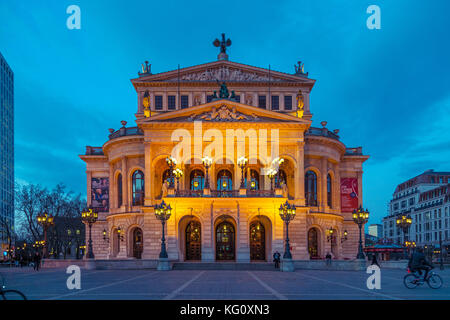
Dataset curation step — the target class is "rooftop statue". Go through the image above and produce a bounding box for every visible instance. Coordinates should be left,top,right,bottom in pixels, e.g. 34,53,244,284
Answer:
294,61,308,77
213,33,231,60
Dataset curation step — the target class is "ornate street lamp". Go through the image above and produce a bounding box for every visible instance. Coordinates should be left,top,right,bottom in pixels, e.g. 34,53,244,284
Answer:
327,227,334,242
268,168,277,191
272,157,284,188
153,200,172,260
202,156,212,189
396,214,412,259
341,230,348,243
173,168,183,193
81,207,98,259
237,156,248,189
102,229,109,242
279,200,296,260
36,212,54,258
165,156,177,188
352,205,369,259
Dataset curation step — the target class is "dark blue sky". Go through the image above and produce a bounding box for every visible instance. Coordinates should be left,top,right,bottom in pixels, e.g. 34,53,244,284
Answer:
1,0,449,225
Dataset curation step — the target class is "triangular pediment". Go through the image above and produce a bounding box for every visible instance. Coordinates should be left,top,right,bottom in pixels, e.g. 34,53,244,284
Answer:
131,60,315,85
136,100,311,125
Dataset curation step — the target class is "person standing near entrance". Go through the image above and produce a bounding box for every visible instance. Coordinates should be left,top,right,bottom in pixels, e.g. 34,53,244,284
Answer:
325,252,332,267
273,251,281,269
371,253,380,268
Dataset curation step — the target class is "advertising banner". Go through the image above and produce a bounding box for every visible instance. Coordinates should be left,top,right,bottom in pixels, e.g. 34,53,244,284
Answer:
340,177,358,212
91,177,109,212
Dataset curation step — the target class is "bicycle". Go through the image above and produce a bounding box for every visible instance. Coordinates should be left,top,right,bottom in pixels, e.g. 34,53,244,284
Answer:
403,266,443,289
0,272,27,300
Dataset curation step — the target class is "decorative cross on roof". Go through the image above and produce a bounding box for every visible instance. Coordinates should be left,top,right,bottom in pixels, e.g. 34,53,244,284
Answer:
213,33,231,61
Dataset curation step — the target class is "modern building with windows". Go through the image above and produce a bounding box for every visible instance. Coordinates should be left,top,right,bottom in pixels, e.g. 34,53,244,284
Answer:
80,40,369,262
0,51,14,246
383,170,450,247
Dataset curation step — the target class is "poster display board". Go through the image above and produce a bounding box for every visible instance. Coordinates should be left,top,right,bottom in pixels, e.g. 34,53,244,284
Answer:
340,177,359,212
91,177,109,212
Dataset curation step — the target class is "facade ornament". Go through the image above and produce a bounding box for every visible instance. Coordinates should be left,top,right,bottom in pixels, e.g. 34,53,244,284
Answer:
177,66,283,82
138,61,152,76
296,90,304,118
213,33,232,61
294,61,308,77
143,91,150,117
188,105,259,122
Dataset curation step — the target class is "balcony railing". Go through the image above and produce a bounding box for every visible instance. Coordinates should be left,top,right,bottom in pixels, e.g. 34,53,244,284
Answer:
305,127,340,140
345,147,363,155
109,126,144,140
85,146,104,155
167,189,280,198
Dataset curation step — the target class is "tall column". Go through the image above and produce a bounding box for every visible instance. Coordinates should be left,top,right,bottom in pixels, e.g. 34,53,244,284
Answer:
321,157,328,211
280,93,285,110
253,92,258,107
121,157,128,210
188,92,193,108
240,92,245,104
295,141,305,206
357,170,363,207
144,138,153,206
109,164,115,209
202,92,207,104
150,92,155,111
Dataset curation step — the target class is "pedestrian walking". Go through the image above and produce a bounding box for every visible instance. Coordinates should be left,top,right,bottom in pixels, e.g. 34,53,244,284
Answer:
273,251,281,269
33,252,41,271
325,252,332,266
371,253,380,268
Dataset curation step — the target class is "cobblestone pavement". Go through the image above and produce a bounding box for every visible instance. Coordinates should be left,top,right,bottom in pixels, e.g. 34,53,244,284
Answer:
1,267,449,300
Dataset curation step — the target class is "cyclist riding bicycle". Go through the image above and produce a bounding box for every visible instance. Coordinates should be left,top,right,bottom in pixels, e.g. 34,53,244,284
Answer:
408,247,433,281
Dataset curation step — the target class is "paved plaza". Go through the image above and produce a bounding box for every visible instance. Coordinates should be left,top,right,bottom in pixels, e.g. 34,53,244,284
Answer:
1,267,449,300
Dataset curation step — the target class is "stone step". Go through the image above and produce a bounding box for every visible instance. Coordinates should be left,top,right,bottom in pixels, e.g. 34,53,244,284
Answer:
172,262,278,271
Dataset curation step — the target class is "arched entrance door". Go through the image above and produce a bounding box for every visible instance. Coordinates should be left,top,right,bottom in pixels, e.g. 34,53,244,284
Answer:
250,221,265,260
308,228,319,259
186,221,201,260
132,228,143,259
216,222,235,260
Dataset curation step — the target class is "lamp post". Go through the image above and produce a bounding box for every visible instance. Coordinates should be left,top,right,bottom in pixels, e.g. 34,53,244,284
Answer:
202,156,212,189
272,157,284,188
327,227,334,242
396,214,412,259
81,207,98,259
341,230,348,243
36,212,54,258
237,156,248,189
268,168,277,191
153,200,172,270
279,200,296,272
173,168,183,193
352,205,369,259
165,156,177,188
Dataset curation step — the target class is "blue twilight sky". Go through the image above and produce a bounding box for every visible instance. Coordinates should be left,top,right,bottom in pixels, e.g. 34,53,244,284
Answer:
1,0,449,226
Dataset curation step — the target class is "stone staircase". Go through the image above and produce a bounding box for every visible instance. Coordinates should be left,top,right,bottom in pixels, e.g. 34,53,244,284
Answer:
172,262,277,271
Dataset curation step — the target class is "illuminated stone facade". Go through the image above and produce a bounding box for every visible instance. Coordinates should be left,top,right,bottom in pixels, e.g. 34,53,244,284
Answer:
80,58,369,262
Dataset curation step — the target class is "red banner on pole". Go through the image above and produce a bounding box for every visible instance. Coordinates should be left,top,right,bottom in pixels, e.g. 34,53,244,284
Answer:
340,178,359,212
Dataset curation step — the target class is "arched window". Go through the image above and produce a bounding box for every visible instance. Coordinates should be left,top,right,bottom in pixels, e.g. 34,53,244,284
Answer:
117,173,123,208
132,170,145,206
245,169,260,190
327,174,332,208
162,169,174,186
190,169,205,190
217,170,233,191
305,170,317,206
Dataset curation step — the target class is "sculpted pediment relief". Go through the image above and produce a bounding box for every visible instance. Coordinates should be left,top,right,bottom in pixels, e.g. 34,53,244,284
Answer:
169,66,285,82
188,105,260,122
